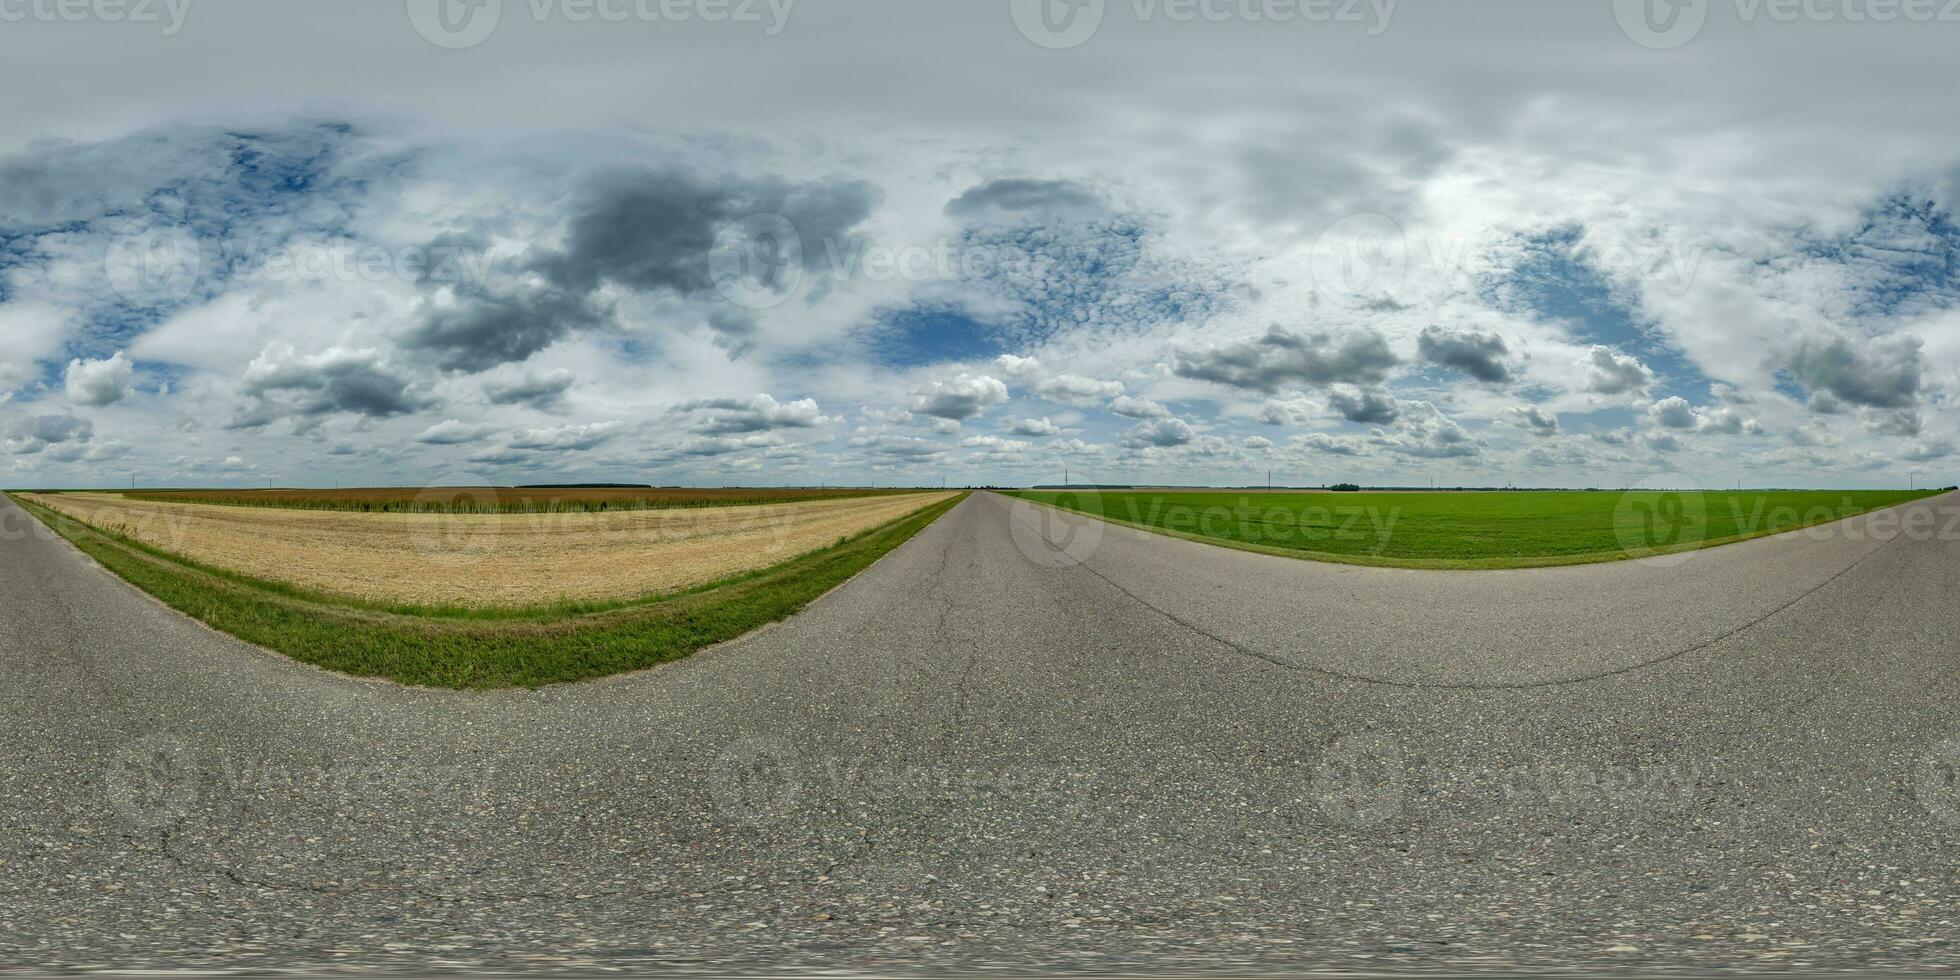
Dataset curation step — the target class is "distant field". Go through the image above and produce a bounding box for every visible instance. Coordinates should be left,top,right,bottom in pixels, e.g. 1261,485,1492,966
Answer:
1005,489,1942,568
122,486,913,514
25,491,957,608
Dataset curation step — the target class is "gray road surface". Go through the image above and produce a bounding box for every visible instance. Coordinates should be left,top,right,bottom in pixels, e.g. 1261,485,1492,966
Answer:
0,490,1955,974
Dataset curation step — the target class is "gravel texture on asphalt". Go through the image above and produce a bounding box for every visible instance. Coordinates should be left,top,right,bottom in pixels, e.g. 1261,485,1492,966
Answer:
0,490,1954,975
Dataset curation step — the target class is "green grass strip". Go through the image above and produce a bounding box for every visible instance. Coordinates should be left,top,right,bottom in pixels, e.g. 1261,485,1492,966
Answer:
1001,489,1942,570
10,492,964,689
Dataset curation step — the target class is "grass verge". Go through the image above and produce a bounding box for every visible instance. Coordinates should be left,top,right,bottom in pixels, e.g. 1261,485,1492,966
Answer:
1002,489,1943,570
10,491,965,689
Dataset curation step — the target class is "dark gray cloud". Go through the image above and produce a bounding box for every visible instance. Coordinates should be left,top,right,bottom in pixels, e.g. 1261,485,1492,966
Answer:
539,167,877,295
1510,405,1560,437
233,347,431,429
944,178,1103,220
1865,408,1923,437
404,167,876,373
1174,326,1398,394
484,369,576,411
1327,386,1400,425
1785,334,1923,410
402,283,603,374
706,308,760,357
4,414,94,453
24,414,94,444
1904,436,1954,462
1417,325,1512,383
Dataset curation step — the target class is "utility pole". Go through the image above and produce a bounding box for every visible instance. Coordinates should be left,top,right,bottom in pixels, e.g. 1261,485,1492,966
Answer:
1065,466,1070,488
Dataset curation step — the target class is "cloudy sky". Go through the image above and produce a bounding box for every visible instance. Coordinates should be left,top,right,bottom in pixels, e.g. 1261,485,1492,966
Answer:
2,0,1957,489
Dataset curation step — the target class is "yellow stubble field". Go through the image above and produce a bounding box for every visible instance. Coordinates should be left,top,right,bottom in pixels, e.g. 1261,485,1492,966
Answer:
24,491,957,608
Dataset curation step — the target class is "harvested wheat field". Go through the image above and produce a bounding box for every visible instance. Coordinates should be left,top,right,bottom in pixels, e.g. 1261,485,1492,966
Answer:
25,491,955,608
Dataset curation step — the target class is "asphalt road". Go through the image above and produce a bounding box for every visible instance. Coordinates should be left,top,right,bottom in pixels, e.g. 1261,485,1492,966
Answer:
0,489,1955,975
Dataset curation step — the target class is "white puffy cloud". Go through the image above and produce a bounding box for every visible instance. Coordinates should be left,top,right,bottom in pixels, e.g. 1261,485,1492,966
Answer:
911,375,1009,420
1649,397,1702,431
1035,374,1124,404
673,394,830,434
1582,347,1654,397
415,420,493,445
1175,327,1398,394
63,351,135,407
1108,395,1171,419
1122,417,1195,449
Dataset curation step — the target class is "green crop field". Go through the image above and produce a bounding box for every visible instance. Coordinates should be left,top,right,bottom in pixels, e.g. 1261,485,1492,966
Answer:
1004,489,1944,569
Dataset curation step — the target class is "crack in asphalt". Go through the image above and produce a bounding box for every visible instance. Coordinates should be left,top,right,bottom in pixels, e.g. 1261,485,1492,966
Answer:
910,508,983,739
1000,492,1911,693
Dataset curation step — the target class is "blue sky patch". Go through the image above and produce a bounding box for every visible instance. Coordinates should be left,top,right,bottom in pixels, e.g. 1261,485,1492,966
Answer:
865,307,1004,367
1481,224,1711,400
1796,194,1959,320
